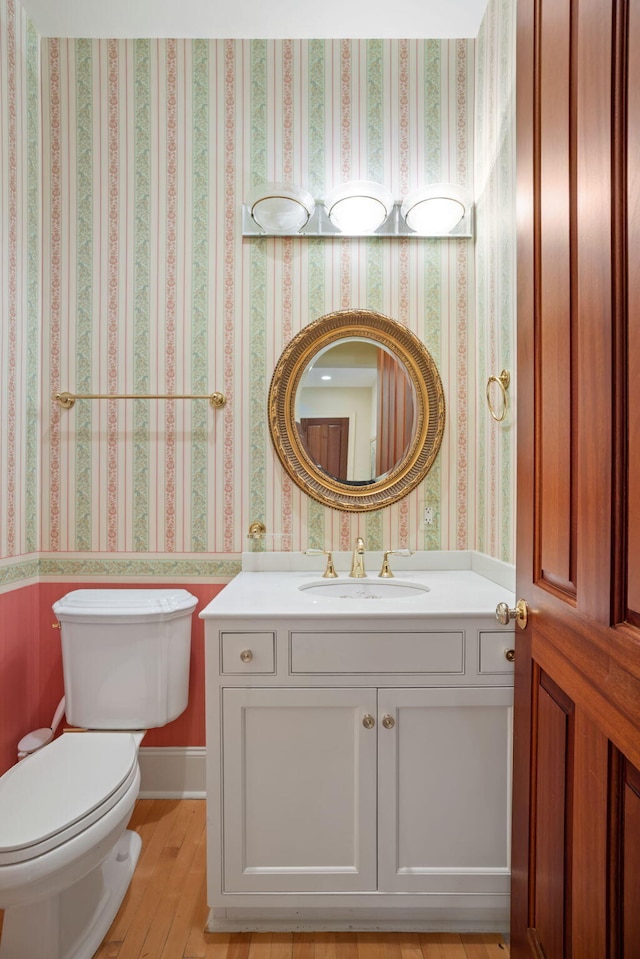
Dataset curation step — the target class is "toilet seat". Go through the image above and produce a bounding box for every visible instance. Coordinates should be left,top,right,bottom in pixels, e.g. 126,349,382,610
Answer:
0,733,138,866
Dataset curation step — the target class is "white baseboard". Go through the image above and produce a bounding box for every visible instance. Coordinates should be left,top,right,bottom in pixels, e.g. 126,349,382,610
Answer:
206,908,509,934
138,746,206,798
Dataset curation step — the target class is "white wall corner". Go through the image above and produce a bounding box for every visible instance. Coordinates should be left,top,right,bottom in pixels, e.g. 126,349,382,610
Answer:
471,551,516,592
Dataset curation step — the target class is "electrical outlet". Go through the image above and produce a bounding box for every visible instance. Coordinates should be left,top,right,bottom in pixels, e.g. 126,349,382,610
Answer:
424,506,434,526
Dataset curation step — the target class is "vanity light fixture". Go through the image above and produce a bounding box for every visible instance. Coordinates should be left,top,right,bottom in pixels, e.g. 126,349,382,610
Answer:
324,181,394,234
400,183,472,236
242,181,473,238
245,182,315,235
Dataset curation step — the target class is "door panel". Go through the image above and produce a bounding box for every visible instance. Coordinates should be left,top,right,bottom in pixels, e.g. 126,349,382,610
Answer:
513,0,640,955
538,0,576,596
627,0,640,622
621,761,640,954
531,674,574,959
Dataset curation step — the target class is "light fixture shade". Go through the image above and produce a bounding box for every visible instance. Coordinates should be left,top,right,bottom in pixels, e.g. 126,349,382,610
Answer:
401,183,472,235
247,183,315,234
325,181,394,234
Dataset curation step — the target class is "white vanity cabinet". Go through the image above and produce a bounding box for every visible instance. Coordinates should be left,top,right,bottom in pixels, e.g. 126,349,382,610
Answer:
202,568,516,933
221,686,378,893
221,684,512,899
376,686,512,895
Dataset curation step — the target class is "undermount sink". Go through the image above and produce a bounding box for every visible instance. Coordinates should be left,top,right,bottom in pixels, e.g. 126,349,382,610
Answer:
298,579,431,600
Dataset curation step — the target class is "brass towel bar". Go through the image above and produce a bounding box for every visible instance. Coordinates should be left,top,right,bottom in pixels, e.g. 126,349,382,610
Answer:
54,390,226,411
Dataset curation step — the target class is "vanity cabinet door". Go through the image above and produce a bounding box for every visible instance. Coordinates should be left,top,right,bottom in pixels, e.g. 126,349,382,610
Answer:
377,687,513,896
221,686,378,893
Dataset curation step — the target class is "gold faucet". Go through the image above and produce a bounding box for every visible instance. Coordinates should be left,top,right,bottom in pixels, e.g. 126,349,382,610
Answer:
350,536,366,578
379,548,415,578
305,548,338,578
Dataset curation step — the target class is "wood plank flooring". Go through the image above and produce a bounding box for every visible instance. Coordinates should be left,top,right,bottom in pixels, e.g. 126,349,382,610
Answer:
1,799,510,958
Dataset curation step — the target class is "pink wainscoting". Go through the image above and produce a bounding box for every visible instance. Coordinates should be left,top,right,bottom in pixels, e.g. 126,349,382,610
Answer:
0,581,224,776
0,583,59,777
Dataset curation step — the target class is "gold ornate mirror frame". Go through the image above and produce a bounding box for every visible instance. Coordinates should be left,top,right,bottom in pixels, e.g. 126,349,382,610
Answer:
268,309,446,512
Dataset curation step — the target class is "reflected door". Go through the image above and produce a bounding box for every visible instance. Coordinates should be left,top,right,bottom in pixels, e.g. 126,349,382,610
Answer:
299,417,349,480
376,350,415,476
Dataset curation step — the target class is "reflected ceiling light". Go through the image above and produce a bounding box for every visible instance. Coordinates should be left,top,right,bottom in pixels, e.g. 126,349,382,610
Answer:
325,181,394,234
247,182,315,235
401,183,472,235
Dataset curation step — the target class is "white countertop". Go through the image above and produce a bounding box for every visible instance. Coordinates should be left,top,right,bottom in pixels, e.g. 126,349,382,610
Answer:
199,567,515,621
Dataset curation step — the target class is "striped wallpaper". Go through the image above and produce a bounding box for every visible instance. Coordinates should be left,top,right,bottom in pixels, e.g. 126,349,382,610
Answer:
0,0,40,580
474,0,516,562
1,0,516,582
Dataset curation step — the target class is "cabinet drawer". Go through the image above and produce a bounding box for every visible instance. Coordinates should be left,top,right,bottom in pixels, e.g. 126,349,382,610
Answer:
478,631,515,674
221,632,275,673
290,631,464,674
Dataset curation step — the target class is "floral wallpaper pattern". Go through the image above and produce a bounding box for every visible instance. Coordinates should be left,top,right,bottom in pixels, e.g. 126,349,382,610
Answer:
0,0,40,583
0,0,516,585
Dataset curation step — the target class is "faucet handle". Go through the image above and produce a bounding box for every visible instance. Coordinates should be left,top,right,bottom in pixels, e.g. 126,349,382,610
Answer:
305,549,338,578
379,548,415,578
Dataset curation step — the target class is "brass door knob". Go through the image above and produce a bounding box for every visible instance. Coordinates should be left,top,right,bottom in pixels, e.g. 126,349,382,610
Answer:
362,714,375,729
382,714,395,729
496,598,528,630
240,649,253,663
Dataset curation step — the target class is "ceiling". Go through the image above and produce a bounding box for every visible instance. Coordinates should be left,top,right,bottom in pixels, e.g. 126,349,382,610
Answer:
20,0,490,39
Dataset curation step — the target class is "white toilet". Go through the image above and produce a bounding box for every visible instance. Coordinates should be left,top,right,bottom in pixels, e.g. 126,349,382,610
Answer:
0,588,198,959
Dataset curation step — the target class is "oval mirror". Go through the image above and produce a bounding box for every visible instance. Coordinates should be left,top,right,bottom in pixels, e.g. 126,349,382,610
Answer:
268,309,445,512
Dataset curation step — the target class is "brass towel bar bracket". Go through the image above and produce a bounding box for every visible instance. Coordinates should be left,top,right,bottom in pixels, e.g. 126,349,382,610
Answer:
54,390,226,411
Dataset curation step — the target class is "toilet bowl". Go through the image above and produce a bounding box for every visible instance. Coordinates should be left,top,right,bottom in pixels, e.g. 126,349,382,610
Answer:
0,588,197,959
0,732,143,959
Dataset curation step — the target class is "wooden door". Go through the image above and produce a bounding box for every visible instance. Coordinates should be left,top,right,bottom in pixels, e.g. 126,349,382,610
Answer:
513,0,640,955
221,687,377,893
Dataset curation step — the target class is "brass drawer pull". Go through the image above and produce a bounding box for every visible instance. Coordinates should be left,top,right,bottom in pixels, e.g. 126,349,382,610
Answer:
362,714,375,729
505,649,515,663
382,714,395,729
240,650,254,663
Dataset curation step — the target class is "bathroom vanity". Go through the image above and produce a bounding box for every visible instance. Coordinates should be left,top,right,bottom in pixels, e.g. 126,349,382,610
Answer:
201,552,515,933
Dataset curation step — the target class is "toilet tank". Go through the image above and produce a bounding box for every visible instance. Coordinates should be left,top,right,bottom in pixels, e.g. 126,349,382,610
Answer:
52,589,198,729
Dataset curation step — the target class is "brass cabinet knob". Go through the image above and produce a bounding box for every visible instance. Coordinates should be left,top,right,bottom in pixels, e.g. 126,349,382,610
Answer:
382,714,395,729
505,649,516,663
240,649,253,663
362,714,375,729
496,598,529,630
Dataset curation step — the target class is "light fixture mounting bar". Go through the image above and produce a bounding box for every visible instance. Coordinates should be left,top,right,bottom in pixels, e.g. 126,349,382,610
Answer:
241,202,473,238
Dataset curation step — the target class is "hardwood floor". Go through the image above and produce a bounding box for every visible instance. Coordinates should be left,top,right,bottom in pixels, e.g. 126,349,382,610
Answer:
1,799,510,958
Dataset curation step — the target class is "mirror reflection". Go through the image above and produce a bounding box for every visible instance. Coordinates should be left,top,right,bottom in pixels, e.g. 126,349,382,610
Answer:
295,339,416,484
268,308,445,513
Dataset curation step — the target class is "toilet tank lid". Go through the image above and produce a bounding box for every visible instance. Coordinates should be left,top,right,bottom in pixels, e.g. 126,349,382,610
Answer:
53,588,198,622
